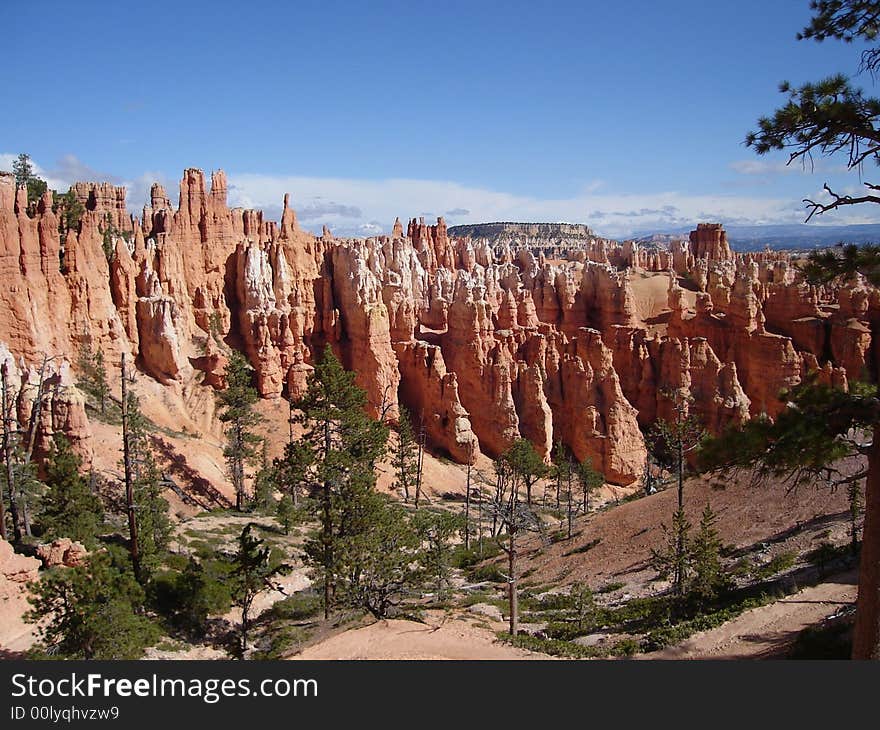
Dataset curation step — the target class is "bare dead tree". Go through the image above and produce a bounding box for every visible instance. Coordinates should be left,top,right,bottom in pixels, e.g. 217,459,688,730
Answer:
414,418,426,508
491,490,543,637
464,440,474,550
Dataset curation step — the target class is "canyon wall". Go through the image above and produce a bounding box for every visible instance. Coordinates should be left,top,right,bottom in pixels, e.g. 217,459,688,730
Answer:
1,168,872,486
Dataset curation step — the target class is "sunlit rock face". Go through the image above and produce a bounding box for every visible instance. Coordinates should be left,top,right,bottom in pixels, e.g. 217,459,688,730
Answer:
0,171,866,486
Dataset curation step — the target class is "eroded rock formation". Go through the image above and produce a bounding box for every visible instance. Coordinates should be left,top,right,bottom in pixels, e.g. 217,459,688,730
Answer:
0,167,869,487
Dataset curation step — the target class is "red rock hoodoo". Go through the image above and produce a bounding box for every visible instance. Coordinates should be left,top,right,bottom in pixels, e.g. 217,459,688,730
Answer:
1,169,869,487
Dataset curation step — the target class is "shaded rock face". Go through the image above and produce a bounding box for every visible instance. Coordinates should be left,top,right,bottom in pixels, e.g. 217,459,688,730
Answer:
0,174,869,486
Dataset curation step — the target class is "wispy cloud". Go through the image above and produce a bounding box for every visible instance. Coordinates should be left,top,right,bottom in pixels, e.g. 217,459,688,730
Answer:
228,170,880,237
729,158,850,177
6,153,880,237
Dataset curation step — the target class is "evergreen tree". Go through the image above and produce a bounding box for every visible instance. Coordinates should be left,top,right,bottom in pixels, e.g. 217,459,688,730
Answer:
217,352,263,511
501,438,548,506
171,557,233,637
576,458,604,514
282,348,389,619
649,393,706,596
25,548,160,659
75,340,111,418
393,409,419,502
251,440,277,514
92,350,109,416
338,497,420,618
550,440,570,509
742,5,880,651
570,582,596,633
121,388,171,580
276,493,298,535
413,509,464,597
39,434,103,546
132,449,172,578
651,507,692,600
12,153,47,208
746,1,880,222
53,188,84,239
231,524,288,655
690,503,729,608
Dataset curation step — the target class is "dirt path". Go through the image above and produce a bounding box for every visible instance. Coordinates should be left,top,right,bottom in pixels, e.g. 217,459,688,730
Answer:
290,611,547,660
642,570,858,660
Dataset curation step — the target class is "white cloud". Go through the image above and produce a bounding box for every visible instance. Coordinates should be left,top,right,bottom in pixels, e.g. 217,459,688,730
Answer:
729,159,793,175
729,158,850,177
6,153,880,237
227,171,880,238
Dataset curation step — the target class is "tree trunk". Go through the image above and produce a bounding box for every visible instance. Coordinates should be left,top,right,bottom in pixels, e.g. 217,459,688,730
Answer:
241,602,249,656
1,364,16,542
322,419,332,621
121,355,140,580
465,451,471,550
414,426,424,508
478,489,483,557
853,425,880,659
508,530,518,636
568,458,574,540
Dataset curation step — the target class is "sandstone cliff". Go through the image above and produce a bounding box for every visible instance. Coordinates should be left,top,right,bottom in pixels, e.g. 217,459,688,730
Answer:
0,171,868,487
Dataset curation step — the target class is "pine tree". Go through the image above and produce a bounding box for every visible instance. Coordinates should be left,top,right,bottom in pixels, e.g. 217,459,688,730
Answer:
338,496,420,618
649,393,706,594
120,370,170,581
393,409,419,502
132,448,172,578
502,438,548,506
739,8,880,657
53,188,85,239
12,153,47,209
251,440,277,514
25,547,160,659
282,347,389,619
39,434,103,546
92,350,109,416
231,524,288,655
217,352,263,511
550,440,570,509
690,503,729,608
276,493,298,535
413,509,464,597
576,458,604,514
570,582,596,633
651,507,692,600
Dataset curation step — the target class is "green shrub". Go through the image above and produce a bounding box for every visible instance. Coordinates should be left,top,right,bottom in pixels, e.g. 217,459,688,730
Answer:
563,537,602,557
788,621,852,659
251,625,312,660
612,638,640,657
468,562,506,583
498,633,607,659
754,551,797,580
269,590,323,621
452,541,501,569
544,621,590,641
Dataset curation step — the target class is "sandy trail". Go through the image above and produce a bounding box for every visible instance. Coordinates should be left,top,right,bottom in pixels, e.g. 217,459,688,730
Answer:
643,570,858,660
290,611,547,660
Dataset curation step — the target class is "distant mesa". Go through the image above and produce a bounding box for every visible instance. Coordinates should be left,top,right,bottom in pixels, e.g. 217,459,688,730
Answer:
447,222,594,242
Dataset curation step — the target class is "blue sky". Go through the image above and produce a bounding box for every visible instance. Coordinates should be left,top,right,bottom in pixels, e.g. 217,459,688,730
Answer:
3,0,879,237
